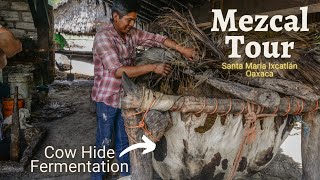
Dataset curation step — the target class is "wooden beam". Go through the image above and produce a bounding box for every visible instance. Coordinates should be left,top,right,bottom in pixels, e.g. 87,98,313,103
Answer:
105,0,153,22
36,0,49,49
259,3,320,16
10,87,20,161
36,0,51,84
141,0,165,10
27,0,38,27
47,5,55,83
56,50,92,56
120,72,319,115
188,72,281,108
301,111,320,179
137,14,153,23
138,10,155,21
139,4,160,17
240,78,320,102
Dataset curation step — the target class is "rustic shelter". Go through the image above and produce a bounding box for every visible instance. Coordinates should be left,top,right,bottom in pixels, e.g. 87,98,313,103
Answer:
53,0,210,35
53,0,111,36
1,0,320,179
49,0,320,179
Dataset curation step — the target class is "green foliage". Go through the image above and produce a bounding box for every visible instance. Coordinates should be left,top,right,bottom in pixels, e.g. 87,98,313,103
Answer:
48,0,61,6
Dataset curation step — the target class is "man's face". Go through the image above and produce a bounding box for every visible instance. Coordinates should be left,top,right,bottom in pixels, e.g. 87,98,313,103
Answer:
113,12,137,34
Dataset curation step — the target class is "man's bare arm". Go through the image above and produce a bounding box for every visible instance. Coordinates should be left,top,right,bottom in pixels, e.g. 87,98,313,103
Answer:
114,63,171,79
163,39,195,60
114,38,194,79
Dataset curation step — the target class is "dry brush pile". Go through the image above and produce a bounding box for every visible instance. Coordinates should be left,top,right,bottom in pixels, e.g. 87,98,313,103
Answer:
137,9,320,99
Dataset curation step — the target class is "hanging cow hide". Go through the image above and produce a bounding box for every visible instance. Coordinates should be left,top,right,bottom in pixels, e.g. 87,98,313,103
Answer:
152,113,293,180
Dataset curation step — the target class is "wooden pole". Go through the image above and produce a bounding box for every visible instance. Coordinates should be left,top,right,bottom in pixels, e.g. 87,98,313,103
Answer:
239,78,320,102
200,76,280,108
35,0,51,84
10,86,20,161
301,111,320,180
187,72,281,108
121,73,318,115
122,109,153,180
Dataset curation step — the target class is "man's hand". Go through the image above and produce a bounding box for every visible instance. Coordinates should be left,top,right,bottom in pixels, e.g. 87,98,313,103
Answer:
153,63,172,76
163,39,196,61
179,47,196,61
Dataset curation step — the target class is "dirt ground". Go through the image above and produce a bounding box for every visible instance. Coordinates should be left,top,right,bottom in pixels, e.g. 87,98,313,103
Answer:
1,79,96,180
0,74,302,180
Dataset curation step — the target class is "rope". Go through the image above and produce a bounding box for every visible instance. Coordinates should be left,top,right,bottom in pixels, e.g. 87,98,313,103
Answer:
272,105,279,115
127,111,145,117
313,100,319,111
219,98,232,116
195,98,206,114
124,97,161,142
293,97,300,115
175,97,185,112
298,100,304,115
235,101,245,116
281,97,291,116
226,102,276,180
209,98,218,115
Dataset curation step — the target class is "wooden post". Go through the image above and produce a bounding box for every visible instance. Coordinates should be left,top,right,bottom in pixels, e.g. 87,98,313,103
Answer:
301,110,320,180
122,109,153,180
47,4,55,83
10,86,20,161
29,0,52,84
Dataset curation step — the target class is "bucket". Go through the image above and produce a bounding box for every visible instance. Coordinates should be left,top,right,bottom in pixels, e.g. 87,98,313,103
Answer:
8,73,32,99
24,98,32,114
2,98,24,118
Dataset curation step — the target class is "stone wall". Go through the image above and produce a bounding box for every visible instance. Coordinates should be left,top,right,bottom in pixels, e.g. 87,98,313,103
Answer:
0,0,37,40
0,0,55,85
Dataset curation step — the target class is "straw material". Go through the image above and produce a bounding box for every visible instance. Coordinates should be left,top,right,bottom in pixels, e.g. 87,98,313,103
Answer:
141,9,320,94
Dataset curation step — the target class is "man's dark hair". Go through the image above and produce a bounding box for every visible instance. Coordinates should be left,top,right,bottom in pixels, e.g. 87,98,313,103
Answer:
111,0,140,22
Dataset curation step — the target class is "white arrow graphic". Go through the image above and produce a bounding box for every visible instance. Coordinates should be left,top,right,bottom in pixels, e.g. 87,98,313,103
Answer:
119,135,156,157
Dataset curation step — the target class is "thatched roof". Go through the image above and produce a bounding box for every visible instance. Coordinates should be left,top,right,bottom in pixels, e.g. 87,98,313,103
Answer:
54,0,111,35
53,0,207,35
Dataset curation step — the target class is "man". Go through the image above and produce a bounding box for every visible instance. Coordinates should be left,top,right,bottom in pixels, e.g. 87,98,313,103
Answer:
0,25,22,69
91,0,195,179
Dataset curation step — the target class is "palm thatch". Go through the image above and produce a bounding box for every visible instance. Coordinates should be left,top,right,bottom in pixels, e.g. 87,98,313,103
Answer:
144,9,320,95
53,0,111,35
225,24,320,89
